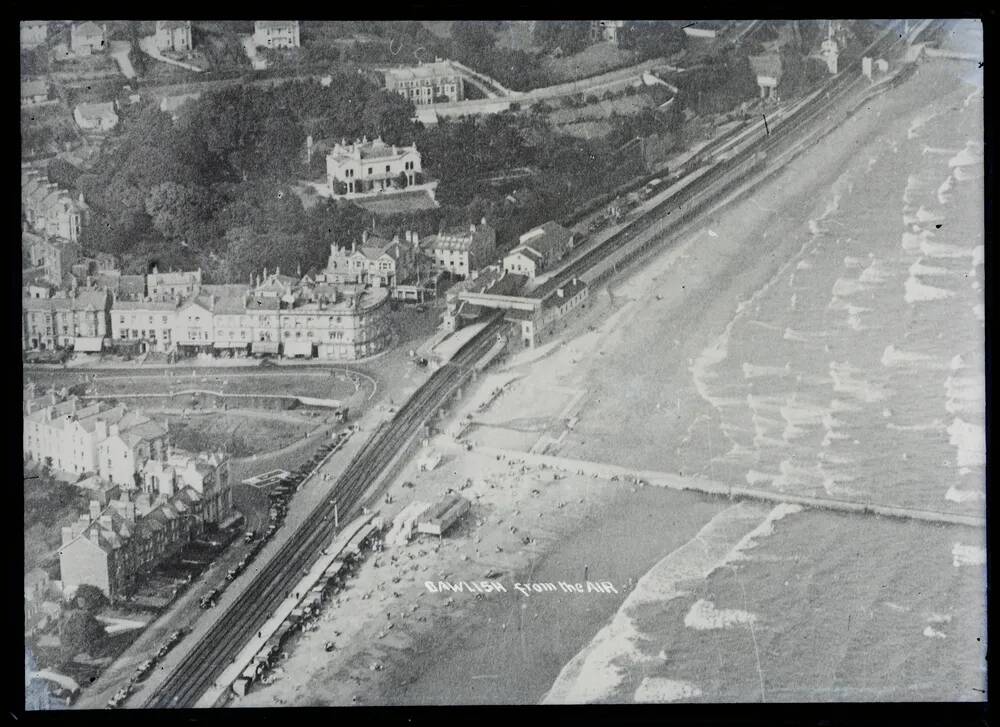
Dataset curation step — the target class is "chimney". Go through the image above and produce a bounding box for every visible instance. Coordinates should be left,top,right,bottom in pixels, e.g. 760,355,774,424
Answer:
61,526,74,546
88,527,101,544
481,217,487,226
152,265,158,275
78,192,85,206
110,424,119,437
362,229,369,245
351,240,357,253
99,513,112,529
123,500,136,524
88,500,101,522
275,266,280,277
556,287,565,298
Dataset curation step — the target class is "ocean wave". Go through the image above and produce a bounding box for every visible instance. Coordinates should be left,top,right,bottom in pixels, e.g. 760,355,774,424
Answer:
880,345,939,368
684,599,757,630
951,543,986,568
923,626,947,639
952,165,981,182
920,240,975,259
633,678,702,703
908,259,950,277
973,304,984,322
948,143,982,168
541,503,800,704
903,206,945,226
742,363,791,379
944,375,983,416
832,278,865,298
937,176,954,205
904,275,954,303
901,227,933,253
830,362,887,403
858,259,894,284
947,418,985,468
945,485,985,504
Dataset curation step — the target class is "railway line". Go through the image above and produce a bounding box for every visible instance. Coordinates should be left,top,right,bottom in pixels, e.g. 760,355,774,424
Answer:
144,316,502,708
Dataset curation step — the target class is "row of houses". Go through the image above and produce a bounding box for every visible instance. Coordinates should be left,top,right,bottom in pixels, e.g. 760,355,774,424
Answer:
24,385,233,601
21,168,86,243
382,59,465,105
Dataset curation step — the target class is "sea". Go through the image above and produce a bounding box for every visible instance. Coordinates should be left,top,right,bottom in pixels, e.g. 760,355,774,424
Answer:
543,37,986,703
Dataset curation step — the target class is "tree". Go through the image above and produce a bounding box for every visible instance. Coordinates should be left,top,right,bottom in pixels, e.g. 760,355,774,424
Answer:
59,609,105,658
73,584,109,614
395,171,409,190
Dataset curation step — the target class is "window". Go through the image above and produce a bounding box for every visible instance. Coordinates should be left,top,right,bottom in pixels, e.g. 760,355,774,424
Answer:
119,316,125,324
386,165,391,173
368,167,372,175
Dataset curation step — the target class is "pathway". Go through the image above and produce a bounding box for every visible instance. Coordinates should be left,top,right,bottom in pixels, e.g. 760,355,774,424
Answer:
109,41,136,80
138,35,205,73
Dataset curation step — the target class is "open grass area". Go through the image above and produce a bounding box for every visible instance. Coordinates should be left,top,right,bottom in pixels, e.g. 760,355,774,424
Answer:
159,411,316,458
540,43,641,84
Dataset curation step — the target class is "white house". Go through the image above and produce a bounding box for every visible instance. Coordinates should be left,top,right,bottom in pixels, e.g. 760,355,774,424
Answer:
70,22,108,56
253,20,300,49
154,20,193,52
326,136,422,196
74,101,119,132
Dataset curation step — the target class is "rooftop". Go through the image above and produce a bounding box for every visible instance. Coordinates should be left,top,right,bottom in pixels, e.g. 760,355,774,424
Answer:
384,60,460,82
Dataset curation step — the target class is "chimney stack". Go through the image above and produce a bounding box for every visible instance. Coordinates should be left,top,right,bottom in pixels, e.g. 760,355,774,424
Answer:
556,287,565,298
88,500,101,522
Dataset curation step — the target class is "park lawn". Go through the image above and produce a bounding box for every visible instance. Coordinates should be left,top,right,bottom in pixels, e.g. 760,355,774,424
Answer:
160,411,315,458
540,42,641,84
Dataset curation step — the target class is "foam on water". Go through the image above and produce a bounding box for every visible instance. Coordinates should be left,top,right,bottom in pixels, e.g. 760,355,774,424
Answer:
944,375,982,416
843,256,865,269
880,345,939,369
633,678,703,703
920,240,975,259
922,146,960,155
830,362,887,403
684,599,757,630
948,143,982,167
858,259,894,284
908,259,950,277
953,165,980,182
901,227,933,253
742,363,791,379
951,543,986,568
947,418,985,468
923,626,947,639
937,176,954,205
904,276,954,303
886,420,945,433
973,304,984,322
945,486,984,504
832,277,865,298
542,504,800,704
902,206,945,225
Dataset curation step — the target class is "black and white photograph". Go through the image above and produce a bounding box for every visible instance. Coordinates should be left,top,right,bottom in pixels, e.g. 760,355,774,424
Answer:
19,17,986,712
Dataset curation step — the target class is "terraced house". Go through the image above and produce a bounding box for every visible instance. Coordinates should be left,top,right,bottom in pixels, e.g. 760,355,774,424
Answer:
423,218,498,279
253,20,300,49
59,449,231,600
22,288,111,352
383,59,465,105
323,229,423,290
154,20,193,52
22,168,86,242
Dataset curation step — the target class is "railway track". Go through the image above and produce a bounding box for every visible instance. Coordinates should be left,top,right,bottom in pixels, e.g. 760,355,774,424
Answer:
144,316,502,708
531,21,914,302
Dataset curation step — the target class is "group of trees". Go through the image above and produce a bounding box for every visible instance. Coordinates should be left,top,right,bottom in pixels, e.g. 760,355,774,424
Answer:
69,74,423,280
675,47,759,115
450,21,552,92
532,21,591,56
617,21,688,61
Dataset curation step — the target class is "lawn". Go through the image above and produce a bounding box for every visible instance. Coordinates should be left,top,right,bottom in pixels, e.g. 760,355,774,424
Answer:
540,42,641,84
159,411,316,458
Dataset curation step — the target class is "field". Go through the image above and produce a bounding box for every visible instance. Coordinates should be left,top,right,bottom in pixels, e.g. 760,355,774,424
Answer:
159,410,317,458
540,42,641,85
24,475,88,569
543,91,657,139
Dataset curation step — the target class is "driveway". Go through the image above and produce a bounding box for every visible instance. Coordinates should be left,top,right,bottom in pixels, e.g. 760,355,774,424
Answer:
138,35,204,73
109,40,136,80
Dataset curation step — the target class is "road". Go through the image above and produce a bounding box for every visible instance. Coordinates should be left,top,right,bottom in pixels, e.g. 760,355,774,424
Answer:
110,41,137,80
142,318,502,707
